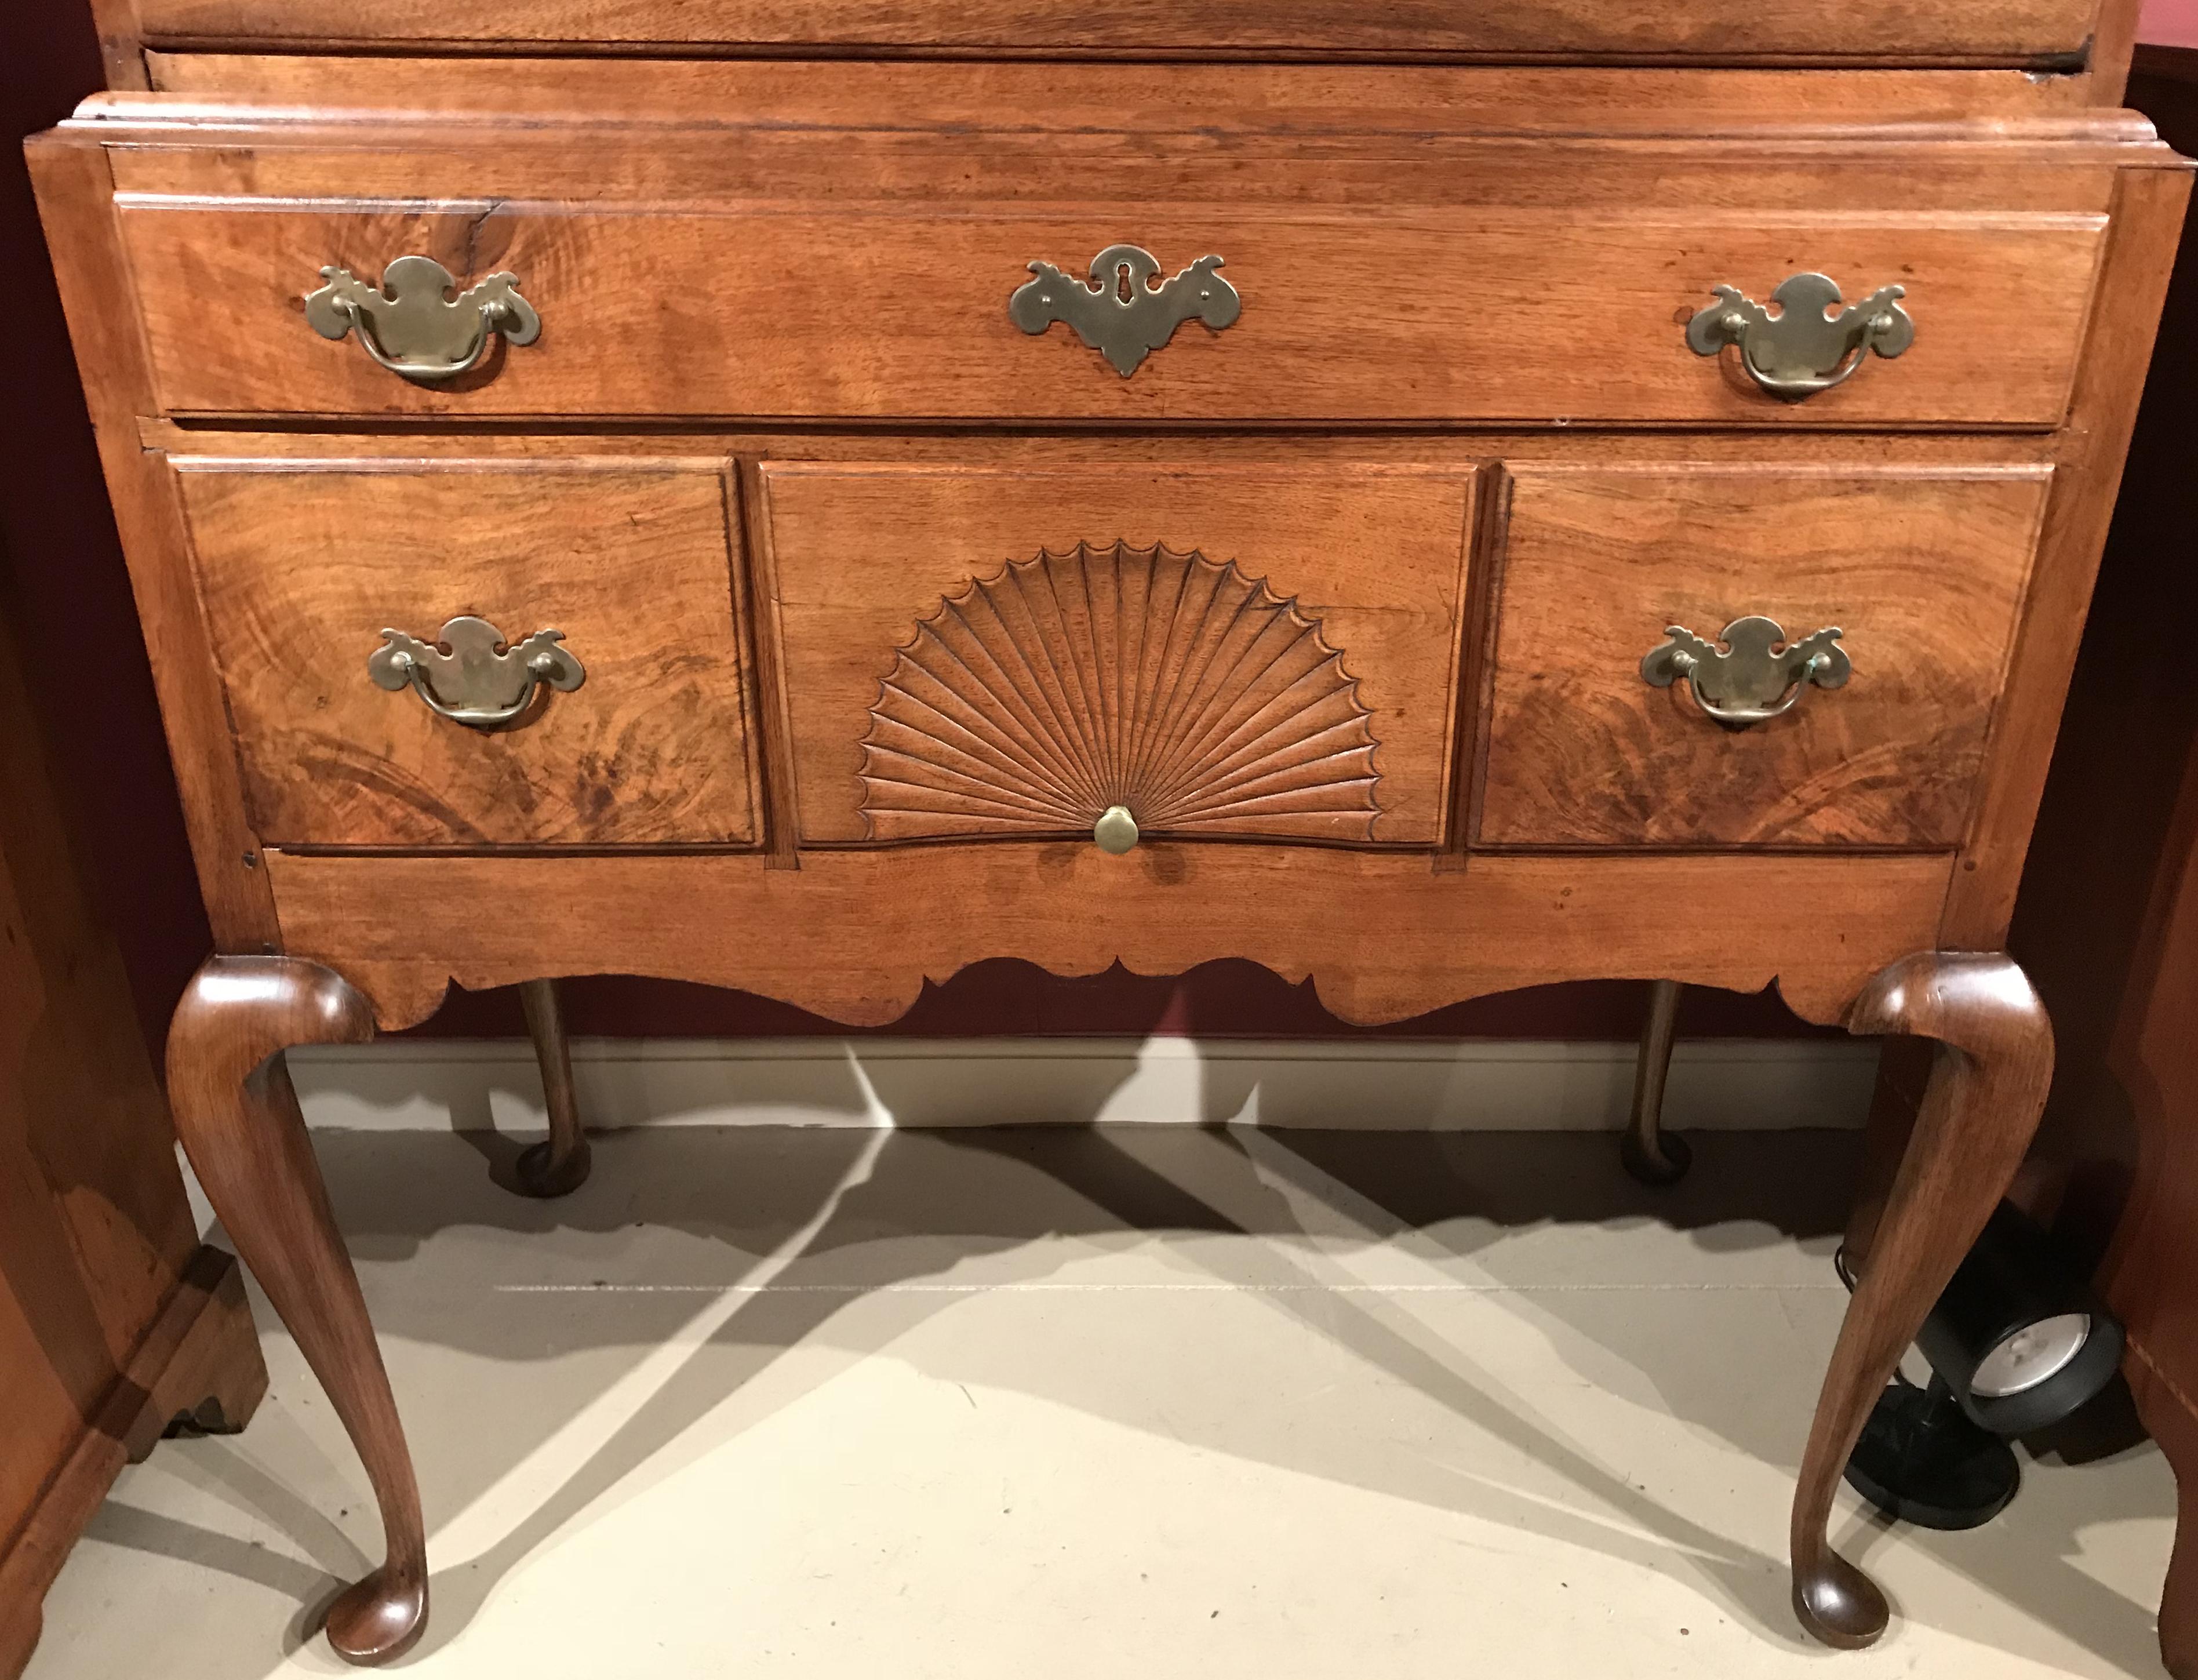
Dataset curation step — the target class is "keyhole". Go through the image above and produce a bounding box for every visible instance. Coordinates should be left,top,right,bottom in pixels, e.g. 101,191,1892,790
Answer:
1117,262,1134,303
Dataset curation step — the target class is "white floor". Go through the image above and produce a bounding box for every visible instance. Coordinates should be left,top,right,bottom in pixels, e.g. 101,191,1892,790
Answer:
28,1127,2181,1679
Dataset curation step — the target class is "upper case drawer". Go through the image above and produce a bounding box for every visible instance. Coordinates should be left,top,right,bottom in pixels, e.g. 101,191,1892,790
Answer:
102,119,2117,426
1475,465,2050,849
126,0,2106,63
173,457,761,849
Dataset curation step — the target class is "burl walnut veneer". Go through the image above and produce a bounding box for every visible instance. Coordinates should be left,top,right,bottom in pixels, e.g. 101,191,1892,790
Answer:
23,0,2191,1664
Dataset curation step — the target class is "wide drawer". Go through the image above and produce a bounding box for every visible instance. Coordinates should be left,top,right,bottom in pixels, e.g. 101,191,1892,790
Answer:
1474,465,2050,849
105,126,2112,426
172,457,761,849
126,0,2106,63
756,462,1476,846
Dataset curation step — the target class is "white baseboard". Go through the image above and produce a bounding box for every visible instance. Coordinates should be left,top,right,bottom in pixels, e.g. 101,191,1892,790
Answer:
283,1035,1879,1134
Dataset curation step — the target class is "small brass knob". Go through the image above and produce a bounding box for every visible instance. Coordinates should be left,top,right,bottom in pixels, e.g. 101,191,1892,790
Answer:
1093,806,1140,854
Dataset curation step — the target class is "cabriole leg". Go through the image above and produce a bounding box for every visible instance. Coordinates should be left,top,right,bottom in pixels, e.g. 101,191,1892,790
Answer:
1621,977,1691,1185
515,977,592,1197
1789,951,2053,1648
167,956,427,1666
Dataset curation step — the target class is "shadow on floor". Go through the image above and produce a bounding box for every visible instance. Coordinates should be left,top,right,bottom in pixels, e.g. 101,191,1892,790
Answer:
114,1120,2177,1677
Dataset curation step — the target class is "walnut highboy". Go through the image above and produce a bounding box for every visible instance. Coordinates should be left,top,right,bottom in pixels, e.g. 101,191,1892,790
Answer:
27,0,2190,1666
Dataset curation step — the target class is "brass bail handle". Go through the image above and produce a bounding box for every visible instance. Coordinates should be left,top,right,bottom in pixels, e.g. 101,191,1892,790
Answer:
367,616,585,731
1687,272,1913,402
1641,616,1850,730
306,256,542,384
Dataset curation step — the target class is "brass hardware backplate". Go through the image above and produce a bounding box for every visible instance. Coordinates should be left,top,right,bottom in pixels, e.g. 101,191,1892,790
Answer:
306,256,541,383
1009,245,1240,376
1641,616,1850,729
1686,273,1913,401
367,615,584,730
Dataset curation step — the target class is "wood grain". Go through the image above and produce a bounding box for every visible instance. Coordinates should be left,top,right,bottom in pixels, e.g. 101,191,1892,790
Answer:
859,541,1381,845
114,197,2108,426
1476,467,2050,848
1941,165,2196,943
1793,952,2054,1648
2128,1345,2198,1680
2109,826,2198,1678
86,0,151,89
0,1248,265,1680
172,457,759,849
0,558,260,1680
165,956,425,1665
515,978,591,1197
2076,704,2198,1680
121,0,2106,61
23,27,2187,1665
2090,0,2144,107
263,847,1955,1032
134,424,2068,472
23,133,279,947
137,56,2101,119
760,464,1472,844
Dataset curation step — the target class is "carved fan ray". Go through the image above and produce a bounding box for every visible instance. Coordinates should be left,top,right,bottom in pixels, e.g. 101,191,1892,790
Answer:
861,542,1382,842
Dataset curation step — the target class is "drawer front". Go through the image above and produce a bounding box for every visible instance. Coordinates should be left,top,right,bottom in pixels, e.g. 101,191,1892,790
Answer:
173,459,760,849
130,0,2104,61
117,198,2103,426
758,463,1475,846
1475,466,2049,850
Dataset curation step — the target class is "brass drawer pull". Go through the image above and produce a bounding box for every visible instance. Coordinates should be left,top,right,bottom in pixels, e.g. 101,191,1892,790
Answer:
306,256,541,383
1686,273,1913,401
1093,806,1140,855
367,615,584,730
1009,243,1240,376
1641,616,1849,729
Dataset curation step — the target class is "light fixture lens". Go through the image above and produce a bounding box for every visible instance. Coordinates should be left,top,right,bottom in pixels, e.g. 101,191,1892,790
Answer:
1970,1312,2091,1398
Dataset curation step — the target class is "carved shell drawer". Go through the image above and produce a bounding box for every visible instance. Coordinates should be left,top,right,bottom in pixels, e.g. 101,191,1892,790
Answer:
756,464,1475,849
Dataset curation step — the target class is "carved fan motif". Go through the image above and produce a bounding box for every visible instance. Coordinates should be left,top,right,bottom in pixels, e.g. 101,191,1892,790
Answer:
860,541,1382,842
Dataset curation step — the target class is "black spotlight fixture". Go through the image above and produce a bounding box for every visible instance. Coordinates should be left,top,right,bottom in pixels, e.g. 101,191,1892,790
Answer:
1841,1201,2125,1531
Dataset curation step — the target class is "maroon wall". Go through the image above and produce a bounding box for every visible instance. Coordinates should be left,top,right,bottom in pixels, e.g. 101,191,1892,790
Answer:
1,5,209,1054
1,2,1815,1049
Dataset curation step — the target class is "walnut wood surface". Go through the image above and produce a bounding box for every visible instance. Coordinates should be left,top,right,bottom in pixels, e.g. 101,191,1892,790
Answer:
165,956,425,1664
0,561,263,1679
1941,164,2195,941
24,133,279,949
762,464,1471,844
94,106,2154,217
23,36,2190,1666
2108,812,2198,1679
1793,953,2054,1647
1476,467,2049,848
113,195,2106,426
173,458,759,849
115,0,2108,62
0,1248,266,1680
2133,1347,2198,1680
262,848,1955,1032
2030,650,2198,1679
138,56,2106,119
154,429,2065,470
857,541,1383,844
515,978,591,1197
120,1246,268,1462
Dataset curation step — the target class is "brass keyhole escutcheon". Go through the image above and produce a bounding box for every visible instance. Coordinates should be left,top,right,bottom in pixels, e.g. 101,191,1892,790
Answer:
1093,806,1140,854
